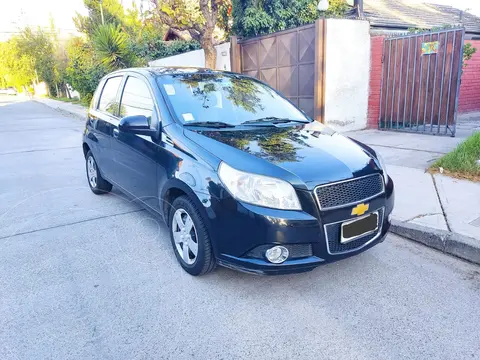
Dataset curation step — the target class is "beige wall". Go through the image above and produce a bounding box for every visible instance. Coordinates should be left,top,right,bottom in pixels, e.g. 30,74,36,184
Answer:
149,42,231,71
324,19,371,131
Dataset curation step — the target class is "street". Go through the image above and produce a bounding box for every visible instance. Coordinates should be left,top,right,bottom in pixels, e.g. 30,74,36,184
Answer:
1,95,479,360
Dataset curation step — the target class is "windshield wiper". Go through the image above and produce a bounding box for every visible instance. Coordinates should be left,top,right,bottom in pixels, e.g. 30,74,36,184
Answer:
241,117,309,126
183,121,236,128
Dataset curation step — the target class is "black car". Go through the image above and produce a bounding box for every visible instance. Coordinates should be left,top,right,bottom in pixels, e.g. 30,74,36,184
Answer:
82,67,394,276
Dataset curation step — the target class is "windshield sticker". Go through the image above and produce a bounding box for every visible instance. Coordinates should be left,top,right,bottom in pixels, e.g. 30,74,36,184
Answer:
163,84,176,96
182,113,195,122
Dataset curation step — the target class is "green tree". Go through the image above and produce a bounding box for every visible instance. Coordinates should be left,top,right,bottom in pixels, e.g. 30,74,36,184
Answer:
0,39,36,90
93,24,137,70
74,0,127,38
65,37,107,104
150,0,223,68
232,0,349,38
15,27,59,95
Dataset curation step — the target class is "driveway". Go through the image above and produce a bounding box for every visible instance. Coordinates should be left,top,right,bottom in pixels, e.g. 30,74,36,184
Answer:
1,96,479,360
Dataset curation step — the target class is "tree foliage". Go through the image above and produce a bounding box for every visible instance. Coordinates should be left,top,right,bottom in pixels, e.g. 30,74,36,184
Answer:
463,43,477,67
92,24,137,70
74,0,126,37
65,37,107,104
15,27,59,95
130,36,201,63
232,0,349,38
0,39,36,90
62,0,201,101
150,0,223,68
0,27,62,95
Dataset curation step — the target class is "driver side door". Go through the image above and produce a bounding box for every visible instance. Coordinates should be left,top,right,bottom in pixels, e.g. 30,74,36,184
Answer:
112,75,159,209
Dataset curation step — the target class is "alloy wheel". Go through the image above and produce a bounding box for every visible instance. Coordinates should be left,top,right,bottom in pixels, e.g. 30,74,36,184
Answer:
171,208,198,265
87,156,98,188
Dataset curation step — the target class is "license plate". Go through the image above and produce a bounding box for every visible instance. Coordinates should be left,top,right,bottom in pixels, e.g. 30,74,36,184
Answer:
341,212,379,244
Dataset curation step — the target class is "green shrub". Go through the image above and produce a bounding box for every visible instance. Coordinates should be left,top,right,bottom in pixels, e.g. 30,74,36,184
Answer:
129,33,201,63
232,0,349,38
65,37,107,101
93,24,137,70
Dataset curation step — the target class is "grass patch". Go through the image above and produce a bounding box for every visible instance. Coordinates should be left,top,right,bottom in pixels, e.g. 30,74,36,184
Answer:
51,96,82,105
430,132,480,181
49,96,91,106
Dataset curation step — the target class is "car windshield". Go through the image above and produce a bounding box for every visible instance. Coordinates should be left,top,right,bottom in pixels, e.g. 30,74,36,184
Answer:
156,72,310,126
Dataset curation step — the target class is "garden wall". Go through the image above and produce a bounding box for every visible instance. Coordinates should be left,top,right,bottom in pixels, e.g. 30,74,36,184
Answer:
367,36,385,128
458,40,480,114
324,19,370,131
148,42,231,71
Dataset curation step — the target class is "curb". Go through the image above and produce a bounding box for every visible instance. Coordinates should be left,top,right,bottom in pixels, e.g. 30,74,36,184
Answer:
34,99,87,120
390,220,480,265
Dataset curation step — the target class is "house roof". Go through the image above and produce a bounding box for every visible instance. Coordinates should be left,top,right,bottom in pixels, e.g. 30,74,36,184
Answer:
162,28,192,41
361,0,480,34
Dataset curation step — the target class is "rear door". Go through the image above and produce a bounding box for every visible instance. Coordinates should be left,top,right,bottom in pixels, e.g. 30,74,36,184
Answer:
112,74,159,208
88,75,123,180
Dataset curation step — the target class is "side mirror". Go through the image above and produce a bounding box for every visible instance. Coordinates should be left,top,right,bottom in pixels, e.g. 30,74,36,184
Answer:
119,115,157,136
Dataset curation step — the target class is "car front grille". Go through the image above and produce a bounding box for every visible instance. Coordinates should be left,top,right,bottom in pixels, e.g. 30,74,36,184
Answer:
324,208,384,254
314,174,384,210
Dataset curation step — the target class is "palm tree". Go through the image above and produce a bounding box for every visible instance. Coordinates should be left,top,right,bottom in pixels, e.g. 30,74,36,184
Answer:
92,24,135,70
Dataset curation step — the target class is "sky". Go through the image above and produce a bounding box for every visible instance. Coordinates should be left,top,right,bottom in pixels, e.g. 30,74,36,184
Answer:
0,0,478,41
0,0,148,41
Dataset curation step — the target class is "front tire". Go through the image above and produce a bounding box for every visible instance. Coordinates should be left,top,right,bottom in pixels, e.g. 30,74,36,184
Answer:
85,150,112,195
169,196,216,276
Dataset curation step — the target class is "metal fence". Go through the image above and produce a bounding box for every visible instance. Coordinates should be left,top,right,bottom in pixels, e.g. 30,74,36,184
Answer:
231,20,326,122
379,28,465,136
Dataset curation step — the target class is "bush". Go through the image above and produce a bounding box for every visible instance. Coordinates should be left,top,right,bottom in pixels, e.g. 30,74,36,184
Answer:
232,0,349,38
65,37,107,100
129,32,201,63
93,24,137,70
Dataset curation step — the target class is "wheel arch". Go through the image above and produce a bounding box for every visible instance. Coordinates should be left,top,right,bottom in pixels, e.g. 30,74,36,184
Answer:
82,142,91,159
160,179,211,227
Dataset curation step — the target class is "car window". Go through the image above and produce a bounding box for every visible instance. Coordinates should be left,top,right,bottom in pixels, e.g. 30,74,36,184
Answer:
156,73,309,126
119,76,154,124
98,76,122,116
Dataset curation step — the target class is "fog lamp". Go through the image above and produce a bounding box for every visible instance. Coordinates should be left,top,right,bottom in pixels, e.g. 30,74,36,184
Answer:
265,246,289,264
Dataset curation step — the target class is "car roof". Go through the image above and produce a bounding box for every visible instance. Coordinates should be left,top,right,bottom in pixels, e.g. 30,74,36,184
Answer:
107,66,239,78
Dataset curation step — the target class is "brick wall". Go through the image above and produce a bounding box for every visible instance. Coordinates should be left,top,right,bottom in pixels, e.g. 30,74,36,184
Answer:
367,36,385,128
458,40,480,114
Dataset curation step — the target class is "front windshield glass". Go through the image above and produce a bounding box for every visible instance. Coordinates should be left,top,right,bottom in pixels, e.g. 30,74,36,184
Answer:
156,72,310,126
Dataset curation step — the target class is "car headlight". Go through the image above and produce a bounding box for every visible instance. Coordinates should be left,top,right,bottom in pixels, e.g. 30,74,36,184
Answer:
377,153,389,184
218,162,301,210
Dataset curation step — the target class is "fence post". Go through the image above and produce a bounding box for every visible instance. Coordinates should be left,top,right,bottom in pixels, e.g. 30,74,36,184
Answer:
314,19,327,123
230,36,242,73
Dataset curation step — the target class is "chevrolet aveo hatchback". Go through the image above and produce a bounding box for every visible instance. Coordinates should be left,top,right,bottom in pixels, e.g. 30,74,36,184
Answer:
83,67,394,276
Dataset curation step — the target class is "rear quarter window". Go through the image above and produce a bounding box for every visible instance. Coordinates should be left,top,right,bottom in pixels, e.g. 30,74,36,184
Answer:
98,76,123,116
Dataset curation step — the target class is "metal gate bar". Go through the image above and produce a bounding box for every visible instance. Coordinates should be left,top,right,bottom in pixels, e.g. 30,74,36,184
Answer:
379,28,465,136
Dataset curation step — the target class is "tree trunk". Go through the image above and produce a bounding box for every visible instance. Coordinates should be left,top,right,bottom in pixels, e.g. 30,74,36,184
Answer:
202,28,217,69
65,84,71,99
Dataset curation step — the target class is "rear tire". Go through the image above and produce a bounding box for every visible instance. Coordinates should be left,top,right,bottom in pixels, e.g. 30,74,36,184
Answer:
169,196,216,276
85,150,112,195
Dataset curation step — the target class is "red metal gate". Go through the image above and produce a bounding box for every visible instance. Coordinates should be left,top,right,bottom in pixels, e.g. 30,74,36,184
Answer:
379,28,465,136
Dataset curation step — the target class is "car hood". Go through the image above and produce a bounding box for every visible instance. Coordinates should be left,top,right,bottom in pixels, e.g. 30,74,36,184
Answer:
184,122,381,190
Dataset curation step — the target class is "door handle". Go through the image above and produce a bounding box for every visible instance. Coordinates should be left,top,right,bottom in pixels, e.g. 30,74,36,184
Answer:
113,128,119,138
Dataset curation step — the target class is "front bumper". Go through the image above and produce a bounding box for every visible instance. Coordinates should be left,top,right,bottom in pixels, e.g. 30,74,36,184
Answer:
210,177,395,275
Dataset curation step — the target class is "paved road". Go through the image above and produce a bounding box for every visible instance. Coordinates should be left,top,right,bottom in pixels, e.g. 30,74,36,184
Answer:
1,96,479,360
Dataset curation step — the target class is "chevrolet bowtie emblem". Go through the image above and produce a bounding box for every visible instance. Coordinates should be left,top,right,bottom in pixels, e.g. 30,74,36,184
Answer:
351,203,369,216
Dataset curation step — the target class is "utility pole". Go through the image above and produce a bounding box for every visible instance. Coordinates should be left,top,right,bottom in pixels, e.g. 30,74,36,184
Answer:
354,0,364,17
99,0,105,25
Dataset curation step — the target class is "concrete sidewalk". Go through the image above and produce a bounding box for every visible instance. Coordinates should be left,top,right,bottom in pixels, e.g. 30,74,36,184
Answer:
348,125,480,265
34,97,87,119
